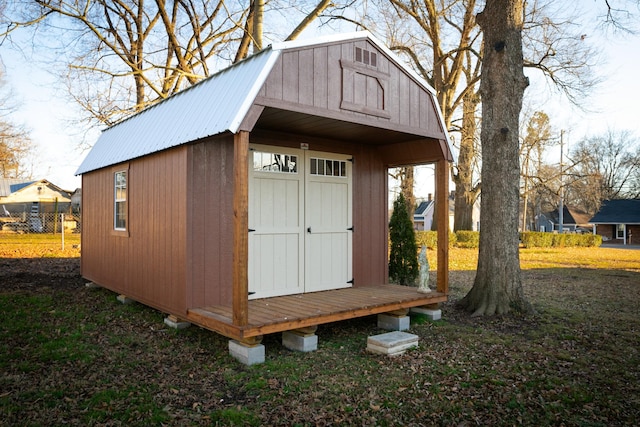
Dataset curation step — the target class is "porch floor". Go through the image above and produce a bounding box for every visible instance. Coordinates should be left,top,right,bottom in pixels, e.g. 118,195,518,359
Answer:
187,284,447,340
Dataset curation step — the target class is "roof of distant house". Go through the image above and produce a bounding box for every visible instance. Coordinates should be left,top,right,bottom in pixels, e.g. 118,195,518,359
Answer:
0,178,35,197
414,200,434,217
589,199,640,224
543,206,592,226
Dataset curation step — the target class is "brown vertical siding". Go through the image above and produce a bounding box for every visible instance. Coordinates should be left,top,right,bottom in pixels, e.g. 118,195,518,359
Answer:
81,147,188,315
351,145,389,286
186,136,235,308
256,40,446,141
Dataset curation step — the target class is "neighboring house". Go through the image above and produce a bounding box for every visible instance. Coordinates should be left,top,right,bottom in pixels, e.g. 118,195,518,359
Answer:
589,199,640,245
536,206,592,233
414,192,478,232
70,188,82,214
0,178,72,217
413,198,434,231
76,32,454,362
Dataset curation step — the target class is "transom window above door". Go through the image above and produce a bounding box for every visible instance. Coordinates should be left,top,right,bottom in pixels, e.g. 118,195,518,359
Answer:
253,151,298,173
310,157,348,177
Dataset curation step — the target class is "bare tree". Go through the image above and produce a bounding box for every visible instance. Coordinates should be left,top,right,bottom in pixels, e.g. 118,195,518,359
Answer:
1,1,342,130
1,0,248,126
0,70,34,178
519,110,554,230
459,0,532,316
568,130,640,207
234,0,336,61
453,66,481,231
368,0,599,231
0,121,33,179
522,1,601,106
374,0,482,227
389,167,416,215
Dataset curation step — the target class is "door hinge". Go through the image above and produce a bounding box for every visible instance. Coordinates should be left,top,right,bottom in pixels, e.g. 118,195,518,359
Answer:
347,226,354,232
347,279,354,284
348,157,354,163
248,228,255,232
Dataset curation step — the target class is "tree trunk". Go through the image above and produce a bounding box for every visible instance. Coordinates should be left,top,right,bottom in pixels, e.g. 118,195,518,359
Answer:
399,167,416,215
286,0,333,41
460,0,532,316
252,0,264,52
453,89,480,231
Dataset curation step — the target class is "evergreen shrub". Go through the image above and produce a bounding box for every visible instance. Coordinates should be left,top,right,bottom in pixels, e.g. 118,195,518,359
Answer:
388,193,419,286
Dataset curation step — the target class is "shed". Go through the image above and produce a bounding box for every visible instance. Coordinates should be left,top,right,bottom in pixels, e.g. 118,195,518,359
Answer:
76,32,453,355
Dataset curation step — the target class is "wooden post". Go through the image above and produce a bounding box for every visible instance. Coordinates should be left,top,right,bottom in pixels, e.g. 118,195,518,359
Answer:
232,131,250,327
436,158,449,294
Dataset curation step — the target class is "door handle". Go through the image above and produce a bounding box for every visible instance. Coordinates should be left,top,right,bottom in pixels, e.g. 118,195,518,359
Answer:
307,227,312,233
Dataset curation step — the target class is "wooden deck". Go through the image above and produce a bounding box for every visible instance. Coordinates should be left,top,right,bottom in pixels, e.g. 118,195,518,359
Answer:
187,285,447,340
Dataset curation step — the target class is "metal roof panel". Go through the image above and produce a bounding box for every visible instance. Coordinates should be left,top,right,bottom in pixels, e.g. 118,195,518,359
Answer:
76,49,280,175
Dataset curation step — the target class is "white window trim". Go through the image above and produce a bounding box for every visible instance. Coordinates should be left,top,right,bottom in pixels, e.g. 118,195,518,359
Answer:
114,170,127,231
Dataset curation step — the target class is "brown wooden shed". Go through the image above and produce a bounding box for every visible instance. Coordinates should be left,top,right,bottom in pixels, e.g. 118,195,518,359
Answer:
76,32,453,354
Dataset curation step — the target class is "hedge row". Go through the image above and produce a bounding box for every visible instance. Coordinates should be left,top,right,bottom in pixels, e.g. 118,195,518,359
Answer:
415,230,465,249
415,230,602,249
520,231,602,248
415,230,454,249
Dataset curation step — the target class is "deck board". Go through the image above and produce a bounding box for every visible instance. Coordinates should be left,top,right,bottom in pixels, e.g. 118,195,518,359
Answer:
187,285,446,340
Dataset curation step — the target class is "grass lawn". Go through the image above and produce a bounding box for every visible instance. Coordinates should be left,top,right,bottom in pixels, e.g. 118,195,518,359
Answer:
1,235,639,426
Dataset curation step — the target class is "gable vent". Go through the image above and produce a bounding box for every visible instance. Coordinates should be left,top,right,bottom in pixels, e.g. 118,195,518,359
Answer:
355,47,377,67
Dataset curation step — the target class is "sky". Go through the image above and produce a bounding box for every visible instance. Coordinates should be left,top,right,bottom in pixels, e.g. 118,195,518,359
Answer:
0,5,639,194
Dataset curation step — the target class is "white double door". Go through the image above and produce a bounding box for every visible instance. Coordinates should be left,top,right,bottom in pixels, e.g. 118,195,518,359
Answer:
248,145,353,299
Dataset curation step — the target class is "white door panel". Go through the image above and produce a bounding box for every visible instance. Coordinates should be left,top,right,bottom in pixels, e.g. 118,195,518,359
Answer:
305,152,353,292
249,145,352,298
249,146,304,299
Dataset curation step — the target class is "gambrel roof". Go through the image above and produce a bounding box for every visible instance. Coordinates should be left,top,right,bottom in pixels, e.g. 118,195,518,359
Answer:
77,31,452,175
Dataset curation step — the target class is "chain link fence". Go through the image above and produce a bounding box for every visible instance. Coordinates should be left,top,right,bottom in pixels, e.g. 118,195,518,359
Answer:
1,207,81,234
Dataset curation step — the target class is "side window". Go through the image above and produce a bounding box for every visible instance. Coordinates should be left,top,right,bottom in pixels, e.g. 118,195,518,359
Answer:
114,170,127,230
616,224,625,239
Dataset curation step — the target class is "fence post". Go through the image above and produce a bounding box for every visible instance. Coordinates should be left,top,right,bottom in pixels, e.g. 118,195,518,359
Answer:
60,213,65,250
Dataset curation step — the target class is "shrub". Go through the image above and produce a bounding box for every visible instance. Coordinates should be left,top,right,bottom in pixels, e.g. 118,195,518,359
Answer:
552,233,567,247
416,231,437,249
388,193,419,286
521,231,603,248
586,234,603,247
520,232,554,248
455,230,480,248
415,230,457,249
